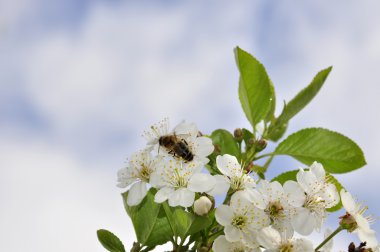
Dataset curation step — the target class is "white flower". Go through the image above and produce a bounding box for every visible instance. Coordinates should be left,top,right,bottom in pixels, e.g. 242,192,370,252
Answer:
151,158,215,207
215,191,270,247
143,118,170,146
143,119,214,165
213,235,261,252
340,189,378,248
117,150,159,206
256,226,314,252
215,154,256,196
194,196,213,216
319,229,333,252
248,180,295,235
284,162,339,235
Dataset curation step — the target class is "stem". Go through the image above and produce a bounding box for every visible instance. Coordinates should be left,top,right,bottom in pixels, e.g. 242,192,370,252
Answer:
208,228,224,241
314,226,343,251
254,152,274,160
263,154,274,170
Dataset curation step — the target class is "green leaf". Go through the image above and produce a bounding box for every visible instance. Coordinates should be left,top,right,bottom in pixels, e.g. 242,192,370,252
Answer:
274,128,366,173
211,129,241,159
265,79,277,123
123,189,173,247
271,169,344,212
97,229,126,252
278,67,332,125
235,47,274,127
267,67,332,141
162,203,211,240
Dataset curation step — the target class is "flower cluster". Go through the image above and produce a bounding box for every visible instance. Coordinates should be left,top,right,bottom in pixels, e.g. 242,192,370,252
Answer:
117,118,216,207
116,119,378,252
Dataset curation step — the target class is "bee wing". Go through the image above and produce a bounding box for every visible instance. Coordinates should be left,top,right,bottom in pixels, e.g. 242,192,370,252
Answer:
173,121,198,137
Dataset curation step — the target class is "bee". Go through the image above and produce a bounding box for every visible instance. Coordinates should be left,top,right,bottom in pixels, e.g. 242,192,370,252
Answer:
158,134,194,162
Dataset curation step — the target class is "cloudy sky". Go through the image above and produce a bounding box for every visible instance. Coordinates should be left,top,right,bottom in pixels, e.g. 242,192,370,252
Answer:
1,0,380,251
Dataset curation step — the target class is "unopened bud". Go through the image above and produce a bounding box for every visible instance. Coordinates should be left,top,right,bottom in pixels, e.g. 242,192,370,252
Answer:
197,246,208,252
339,213,358,232
234,128,243,141
248,138,256,145
194,196,213,216
214,144,221,154
244,162,254,173
255,139,267,152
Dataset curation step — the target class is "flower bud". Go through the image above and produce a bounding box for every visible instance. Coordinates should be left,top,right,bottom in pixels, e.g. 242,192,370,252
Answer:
194,196,213,216
234,128,243,141
255,139,267,152
339,213,358,232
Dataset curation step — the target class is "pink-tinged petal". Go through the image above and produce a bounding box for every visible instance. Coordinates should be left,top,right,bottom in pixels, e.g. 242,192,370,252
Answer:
169,188,195,207
216,154,240,177
127,182,148,206
291,207,316,235
256,226,281,249
193,137,214,157
188,173,216,193
215,205,234,226
283,180,305,207
224,225,241,242
309,161,325,180
207,175,230,196
154,187,174,203
340,189,357,214
212,235,232,252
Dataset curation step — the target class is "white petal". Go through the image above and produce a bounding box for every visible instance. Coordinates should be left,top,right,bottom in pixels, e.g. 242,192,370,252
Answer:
168,188,195,207
149,171,163,188
296,169,317,194
127,182,148,206
188,173,216,193
355,213,371,232
212,235,232,252
310,161,325,180
283,181,305,207
215,205,234,226
154,187,174,203
256,226,281,249
320,229,333,252
224,225,241,242
174,121,198,137
246,189,266,209
319,183,340,208
357,229,378,248
207,175,230,196
291,208,316,235
293,238,314,252
216,154,241,177
193,137,214,157
340,189,357,214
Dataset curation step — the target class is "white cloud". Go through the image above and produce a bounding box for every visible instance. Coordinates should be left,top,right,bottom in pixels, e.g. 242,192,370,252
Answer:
2,0,380,251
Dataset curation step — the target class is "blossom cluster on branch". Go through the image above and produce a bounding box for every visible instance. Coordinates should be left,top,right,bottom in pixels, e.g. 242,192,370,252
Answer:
97,47,378,252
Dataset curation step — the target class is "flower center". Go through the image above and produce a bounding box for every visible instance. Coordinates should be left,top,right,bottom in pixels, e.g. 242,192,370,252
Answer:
303,194,325,212
233,248,244,252
265,201,285,219
279,242,294,252
231,215,247,230
139,164,153,182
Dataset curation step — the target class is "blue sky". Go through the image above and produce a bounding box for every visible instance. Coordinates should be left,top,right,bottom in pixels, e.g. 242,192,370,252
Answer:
1,1,380,251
